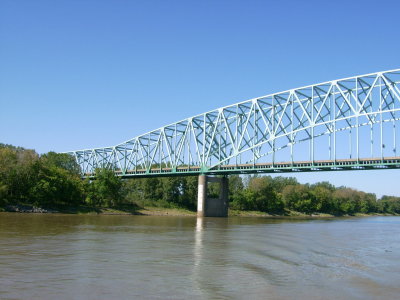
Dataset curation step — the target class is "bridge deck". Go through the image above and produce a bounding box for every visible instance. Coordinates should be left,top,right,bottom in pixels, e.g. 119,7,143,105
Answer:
84,157,400,178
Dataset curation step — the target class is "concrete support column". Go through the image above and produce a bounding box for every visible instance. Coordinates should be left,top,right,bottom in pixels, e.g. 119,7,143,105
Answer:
197,175,207,217
197,175,229,217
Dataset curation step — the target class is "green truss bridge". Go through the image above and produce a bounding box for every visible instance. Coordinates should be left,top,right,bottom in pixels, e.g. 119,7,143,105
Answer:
66,69,400,216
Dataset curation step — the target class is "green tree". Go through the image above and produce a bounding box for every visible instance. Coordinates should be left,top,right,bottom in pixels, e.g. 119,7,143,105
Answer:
0,147,39,204
282,184,316,213
86,168,125,207
271,176,298,191
123,178,145,205
310,184,334,213
378,196,400,214
246,177,283,212
29,162,85,207
180,176,198,209
229,175,244,197
332,188,361,214
359,192,377,213
41,152,81,175
161,177,182,205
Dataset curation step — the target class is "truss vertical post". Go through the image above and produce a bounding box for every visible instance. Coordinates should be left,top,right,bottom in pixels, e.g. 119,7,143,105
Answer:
380,75,384,160
394,118,397,157
253,104,256,166
333,86,337,162
272,98,275,167
311,87,315,163
290,95,294,164
349,118,352,159
356,80,360,162
329,89,332,160
370,89,374,157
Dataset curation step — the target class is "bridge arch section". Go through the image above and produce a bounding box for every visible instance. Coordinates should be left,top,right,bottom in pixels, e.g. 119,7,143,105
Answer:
67,69,400,177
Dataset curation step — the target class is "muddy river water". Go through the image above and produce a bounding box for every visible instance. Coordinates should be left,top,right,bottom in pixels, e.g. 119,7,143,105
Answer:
0,214,399,299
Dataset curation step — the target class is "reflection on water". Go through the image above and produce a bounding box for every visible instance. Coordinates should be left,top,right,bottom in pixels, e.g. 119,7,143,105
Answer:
194,217,203,266
193,218,203,297
1,214,400,299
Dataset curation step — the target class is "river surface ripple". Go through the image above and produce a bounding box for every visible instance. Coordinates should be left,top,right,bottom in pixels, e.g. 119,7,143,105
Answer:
0,214,399,300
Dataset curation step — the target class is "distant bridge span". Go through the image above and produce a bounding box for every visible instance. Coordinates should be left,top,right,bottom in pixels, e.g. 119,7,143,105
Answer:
67,69,400,178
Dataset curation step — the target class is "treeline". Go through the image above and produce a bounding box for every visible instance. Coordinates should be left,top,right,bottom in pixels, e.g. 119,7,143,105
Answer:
1,143,399,215
229,176,400,215
0,143,87,209
0,143,125,209
0,143,199,211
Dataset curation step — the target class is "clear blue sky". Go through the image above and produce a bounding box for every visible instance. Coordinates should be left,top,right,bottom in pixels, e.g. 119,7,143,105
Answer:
1,0,399,197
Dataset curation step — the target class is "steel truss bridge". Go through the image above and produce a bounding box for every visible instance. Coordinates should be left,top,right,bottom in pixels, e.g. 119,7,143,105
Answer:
67,69,400,178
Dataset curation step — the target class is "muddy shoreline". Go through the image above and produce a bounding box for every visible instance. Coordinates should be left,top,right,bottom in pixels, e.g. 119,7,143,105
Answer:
1,204,396,218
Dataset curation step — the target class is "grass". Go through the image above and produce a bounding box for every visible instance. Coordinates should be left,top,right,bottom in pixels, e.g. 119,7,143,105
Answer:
228,209,336,218
48,203,196,216
137,206,197,216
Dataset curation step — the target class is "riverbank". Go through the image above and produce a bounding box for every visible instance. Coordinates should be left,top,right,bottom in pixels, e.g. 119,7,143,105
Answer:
1,204,396,218
1,204,196,216
229,209,397,218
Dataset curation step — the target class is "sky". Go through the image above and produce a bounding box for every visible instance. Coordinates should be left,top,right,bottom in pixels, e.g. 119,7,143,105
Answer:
1,0,399,197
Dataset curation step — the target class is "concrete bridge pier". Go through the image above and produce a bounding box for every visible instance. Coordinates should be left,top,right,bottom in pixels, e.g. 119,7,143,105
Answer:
197,175,229,217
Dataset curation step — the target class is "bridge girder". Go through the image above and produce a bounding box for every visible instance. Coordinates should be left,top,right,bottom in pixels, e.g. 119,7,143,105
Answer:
67,69,400,177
